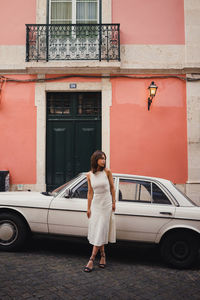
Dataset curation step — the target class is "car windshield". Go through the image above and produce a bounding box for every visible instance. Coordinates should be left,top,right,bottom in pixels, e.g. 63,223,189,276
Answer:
50,174,84,197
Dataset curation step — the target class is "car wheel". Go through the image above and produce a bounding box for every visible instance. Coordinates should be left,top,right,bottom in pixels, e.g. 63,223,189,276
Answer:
160,232,199,269
0,213,28,251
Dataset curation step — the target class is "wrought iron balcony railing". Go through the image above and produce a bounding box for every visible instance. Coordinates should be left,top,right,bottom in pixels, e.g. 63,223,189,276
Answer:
26,24,120,62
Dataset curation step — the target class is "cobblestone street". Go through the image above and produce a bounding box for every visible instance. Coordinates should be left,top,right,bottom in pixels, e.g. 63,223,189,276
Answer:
0,236,200,300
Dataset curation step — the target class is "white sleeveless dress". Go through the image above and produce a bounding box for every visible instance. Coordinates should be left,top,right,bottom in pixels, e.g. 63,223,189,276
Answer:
88,170,116,246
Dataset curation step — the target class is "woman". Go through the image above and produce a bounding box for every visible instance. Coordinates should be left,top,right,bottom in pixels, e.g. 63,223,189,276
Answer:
84,150,116,272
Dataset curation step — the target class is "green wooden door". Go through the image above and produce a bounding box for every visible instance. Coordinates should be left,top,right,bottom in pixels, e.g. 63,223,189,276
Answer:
46,92,101,191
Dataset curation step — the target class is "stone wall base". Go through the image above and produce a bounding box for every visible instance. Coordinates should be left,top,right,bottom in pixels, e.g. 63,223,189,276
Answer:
10,184,46,193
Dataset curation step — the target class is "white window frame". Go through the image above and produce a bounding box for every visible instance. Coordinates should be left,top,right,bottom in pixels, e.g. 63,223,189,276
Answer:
49,0,99,24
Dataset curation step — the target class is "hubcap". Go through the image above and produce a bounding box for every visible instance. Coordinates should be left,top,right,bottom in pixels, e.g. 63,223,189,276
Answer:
0,221,18,245
172,241,189,260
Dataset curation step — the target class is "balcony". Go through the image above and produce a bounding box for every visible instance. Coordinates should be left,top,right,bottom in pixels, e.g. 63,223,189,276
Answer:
26,24,120,62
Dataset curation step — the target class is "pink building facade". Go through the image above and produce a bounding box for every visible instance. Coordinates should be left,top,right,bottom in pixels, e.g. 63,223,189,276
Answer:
0,0,200,202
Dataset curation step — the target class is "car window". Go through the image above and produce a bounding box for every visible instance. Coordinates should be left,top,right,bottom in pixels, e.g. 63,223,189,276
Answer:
51,174,83,196
71,176,116,199
71,179,88,199
119,179,151,203
152,183,171,205
118,179,171,205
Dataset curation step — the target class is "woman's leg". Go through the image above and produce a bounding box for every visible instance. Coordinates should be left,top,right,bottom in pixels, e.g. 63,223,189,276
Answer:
91,245,99,259
99,245,104,254
85,245,99,270
99,245,106,267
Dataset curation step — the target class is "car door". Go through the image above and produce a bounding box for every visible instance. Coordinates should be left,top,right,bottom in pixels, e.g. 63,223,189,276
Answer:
48,178,88,236
115,177,176,243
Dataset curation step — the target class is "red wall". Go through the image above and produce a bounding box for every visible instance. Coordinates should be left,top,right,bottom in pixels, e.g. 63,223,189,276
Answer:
112,0,185,44
0,75,188,185
110,76,187,183
0,0,36,45
0,76,37,184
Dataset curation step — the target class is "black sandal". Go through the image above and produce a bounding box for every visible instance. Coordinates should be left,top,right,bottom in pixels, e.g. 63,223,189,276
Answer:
99,252,106,268
84,257,94,272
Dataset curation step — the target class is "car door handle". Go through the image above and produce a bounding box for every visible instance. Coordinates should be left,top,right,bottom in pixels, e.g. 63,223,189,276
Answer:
160,211,172,216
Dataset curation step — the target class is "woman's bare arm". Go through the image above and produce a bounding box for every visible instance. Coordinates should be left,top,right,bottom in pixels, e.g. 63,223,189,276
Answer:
105,168,116,211
87,172,93,218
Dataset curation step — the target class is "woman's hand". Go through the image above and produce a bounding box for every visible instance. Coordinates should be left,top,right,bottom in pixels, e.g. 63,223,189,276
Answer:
112,202,116,212
87,209,91,218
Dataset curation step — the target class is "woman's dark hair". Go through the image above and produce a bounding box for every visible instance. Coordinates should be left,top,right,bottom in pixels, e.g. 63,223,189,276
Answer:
91,150,106,173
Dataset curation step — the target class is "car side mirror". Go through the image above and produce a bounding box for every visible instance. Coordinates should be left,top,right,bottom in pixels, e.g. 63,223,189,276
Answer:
64,189,71,198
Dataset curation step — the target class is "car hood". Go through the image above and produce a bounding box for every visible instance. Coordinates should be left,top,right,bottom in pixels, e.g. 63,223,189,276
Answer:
0,191,54,208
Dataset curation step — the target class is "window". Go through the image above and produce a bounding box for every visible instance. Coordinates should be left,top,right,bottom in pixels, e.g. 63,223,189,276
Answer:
71,180,88,198
151,183,171,205
77,0,98,24
47,94,71,115
47,92,101,117
50,0,99,24
119,179,151,203
50,0,72,24
119,179,171,205
77,93,101,116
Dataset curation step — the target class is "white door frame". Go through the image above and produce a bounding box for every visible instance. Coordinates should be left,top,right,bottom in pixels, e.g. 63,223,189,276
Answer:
35,77,112,191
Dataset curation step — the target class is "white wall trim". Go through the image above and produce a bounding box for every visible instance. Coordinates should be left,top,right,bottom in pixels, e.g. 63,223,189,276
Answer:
101,77,112,167
36,0,47,23
186,74,200,184
102,0,112,23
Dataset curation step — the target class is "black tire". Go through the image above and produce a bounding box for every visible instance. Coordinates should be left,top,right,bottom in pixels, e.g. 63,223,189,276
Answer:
0,213,28,251
160,232,199,269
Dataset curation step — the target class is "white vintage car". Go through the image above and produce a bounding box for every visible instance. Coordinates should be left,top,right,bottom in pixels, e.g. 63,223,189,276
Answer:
0,173,200,268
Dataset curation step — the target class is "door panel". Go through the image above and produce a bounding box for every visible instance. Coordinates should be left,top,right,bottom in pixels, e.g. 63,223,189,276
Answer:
48,197,88,236
46,122,74,190
74,121,101,174
115,177,175,242
115,202,175,242
53,124,73,185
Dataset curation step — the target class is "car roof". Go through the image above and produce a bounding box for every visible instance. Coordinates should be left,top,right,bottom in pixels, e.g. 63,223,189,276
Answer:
114,173,171,183
81,172,172,184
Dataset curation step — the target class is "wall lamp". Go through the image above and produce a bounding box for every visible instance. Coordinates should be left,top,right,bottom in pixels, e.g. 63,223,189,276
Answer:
148,81,158,110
